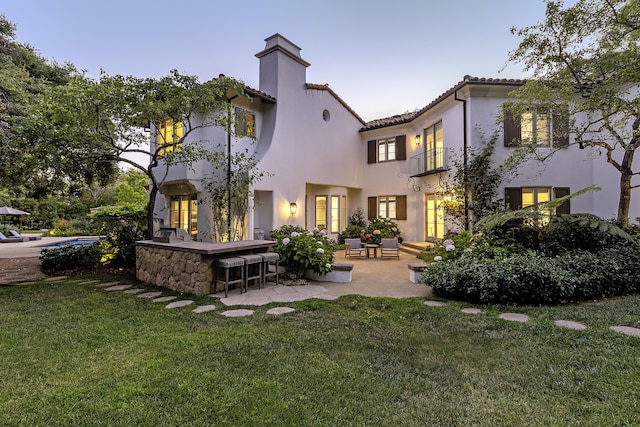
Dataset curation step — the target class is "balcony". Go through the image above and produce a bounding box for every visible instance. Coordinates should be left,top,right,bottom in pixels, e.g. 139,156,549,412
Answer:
410,148,448,177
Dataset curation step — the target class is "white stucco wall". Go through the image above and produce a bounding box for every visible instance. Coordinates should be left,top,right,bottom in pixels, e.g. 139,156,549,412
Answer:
252,36,364,236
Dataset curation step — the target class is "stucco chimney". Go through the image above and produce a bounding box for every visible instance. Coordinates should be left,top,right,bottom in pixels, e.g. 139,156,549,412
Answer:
255,34,310,98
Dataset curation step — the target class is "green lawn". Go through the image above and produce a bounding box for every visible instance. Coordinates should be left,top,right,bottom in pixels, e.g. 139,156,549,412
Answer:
1,275,639,426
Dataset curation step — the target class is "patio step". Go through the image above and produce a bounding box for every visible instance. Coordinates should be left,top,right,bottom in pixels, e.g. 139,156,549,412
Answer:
0,257,46,284
400,241,434,256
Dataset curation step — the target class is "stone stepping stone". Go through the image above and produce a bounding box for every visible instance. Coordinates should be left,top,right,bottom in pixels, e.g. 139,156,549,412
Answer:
610,326,640,337
266,307,296,315
44,276,67,282
105,284,133,291
123,288,146,294
153,296,177,303
137,291,163,299
555,320,587,330
78,280,100,285
461,308,482,314
313,294,338,301
166,300,194,309
193,305,216,313
424,300,446,307
96,281,121,287
499,313,529,323
221,309,254,318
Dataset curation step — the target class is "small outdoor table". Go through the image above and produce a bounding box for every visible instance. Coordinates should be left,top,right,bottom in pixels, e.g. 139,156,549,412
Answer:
365,244,379,259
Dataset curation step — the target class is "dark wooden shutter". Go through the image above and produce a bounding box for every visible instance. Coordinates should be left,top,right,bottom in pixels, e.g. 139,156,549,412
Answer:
503,111,521,147
368,197,377,220
552,112,569,148
554,187,571,215
367,140,377,164
395,135,406,160
504,187,522,211
395,195,407,220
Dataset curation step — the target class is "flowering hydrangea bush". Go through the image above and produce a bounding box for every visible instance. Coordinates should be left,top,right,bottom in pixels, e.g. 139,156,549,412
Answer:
270,225,336,280
435,231,473,261
360,217,402,245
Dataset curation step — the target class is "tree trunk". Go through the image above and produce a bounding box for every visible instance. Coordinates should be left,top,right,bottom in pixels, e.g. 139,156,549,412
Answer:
146,184,158,239
617,150,634,225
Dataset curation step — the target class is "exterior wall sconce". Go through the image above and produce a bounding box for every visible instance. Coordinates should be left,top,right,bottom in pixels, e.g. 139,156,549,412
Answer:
415,135,421,146
290,202,298,216
443,194,453,202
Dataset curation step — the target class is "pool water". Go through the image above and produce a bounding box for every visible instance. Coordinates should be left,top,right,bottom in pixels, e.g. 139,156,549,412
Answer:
41,238,100,249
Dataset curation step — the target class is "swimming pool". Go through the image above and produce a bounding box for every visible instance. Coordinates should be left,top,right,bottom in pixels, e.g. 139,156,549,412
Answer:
41,238,100,249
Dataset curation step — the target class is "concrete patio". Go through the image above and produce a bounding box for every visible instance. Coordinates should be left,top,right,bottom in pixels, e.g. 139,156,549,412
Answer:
0,237,432,299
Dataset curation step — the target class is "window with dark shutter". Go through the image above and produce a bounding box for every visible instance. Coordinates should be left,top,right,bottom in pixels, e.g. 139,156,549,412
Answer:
367,140,377,164
552,112,569,148
396,135,406,160
396,195,407,220
367,197,377,220
504,187,522,211
503,111,521,147
554,187,571,215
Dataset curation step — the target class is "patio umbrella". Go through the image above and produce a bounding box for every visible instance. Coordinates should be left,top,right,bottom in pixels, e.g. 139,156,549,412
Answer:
0,206,30,233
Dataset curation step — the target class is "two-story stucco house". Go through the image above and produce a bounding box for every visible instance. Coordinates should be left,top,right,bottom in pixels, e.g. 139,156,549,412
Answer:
152,34,639,243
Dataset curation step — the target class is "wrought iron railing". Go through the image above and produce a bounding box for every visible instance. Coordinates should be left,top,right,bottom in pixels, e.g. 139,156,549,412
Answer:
409,147,448,177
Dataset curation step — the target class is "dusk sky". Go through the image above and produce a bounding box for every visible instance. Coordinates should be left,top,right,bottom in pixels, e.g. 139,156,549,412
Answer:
4,0,563,122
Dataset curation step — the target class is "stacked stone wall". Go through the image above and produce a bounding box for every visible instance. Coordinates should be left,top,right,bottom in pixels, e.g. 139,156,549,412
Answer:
136,246,214,295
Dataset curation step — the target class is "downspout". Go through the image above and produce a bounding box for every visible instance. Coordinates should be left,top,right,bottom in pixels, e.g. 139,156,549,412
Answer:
454,90,469,231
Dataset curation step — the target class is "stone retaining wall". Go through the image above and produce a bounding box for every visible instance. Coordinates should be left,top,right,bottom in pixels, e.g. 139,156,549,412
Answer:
136,246,214,295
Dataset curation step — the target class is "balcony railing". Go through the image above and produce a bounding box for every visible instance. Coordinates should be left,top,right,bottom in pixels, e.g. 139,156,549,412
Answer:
409,147,448,177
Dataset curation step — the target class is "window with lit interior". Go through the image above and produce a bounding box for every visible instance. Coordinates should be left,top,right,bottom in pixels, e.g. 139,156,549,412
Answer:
157,119,183,155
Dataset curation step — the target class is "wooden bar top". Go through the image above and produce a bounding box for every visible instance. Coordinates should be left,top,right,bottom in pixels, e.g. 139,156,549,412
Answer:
136,239,275,255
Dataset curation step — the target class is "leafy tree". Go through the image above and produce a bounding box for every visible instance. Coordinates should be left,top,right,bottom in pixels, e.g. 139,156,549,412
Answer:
506,0,640,224
0,14,84,198
28,70,250,238
439,131,520,231
113,169,149,207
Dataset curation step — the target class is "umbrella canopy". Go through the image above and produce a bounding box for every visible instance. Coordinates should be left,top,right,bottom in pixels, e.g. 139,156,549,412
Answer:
0,206,30,216
0,206,30,233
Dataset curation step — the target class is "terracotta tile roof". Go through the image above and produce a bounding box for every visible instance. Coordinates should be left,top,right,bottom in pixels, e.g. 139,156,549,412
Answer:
244,85,276,104
306,83,366,125
214,74,277,104
360,75,526,132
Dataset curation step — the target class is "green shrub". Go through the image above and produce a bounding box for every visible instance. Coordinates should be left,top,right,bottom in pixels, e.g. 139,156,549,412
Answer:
423,247,640,305
480,217,540,251
362,217,403,244
270,226,336,280
89,205,146,266
49,218,97,237
40,244,102,274
338,225,364,244
539,215,629,255
434,231,473,261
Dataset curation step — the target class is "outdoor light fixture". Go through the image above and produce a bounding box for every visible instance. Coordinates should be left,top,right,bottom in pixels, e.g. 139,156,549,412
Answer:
415,135,421,146
290,202,298,216
443,194,453,202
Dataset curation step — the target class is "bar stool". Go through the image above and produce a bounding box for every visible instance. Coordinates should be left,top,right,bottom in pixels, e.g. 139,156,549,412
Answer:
238,254,263,290
214,257,245,298
260,252,280,286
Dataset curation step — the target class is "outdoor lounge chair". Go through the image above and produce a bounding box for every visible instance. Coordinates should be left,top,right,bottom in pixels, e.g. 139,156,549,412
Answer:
344,238,366,259
0,231,28,243
9,230,42,241
380,238,400,259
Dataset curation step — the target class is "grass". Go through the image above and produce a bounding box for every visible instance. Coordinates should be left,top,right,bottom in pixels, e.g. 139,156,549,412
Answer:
1,275,640,426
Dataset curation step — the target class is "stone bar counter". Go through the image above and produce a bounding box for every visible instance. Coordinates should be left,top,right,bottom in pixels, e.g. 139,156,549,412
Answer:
135,240,275,296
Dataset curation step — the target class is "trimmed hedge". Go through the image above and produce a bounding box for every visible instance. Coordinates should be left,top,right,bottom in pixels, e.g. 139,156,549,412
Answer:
40,244,101,274
422,247,640,305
